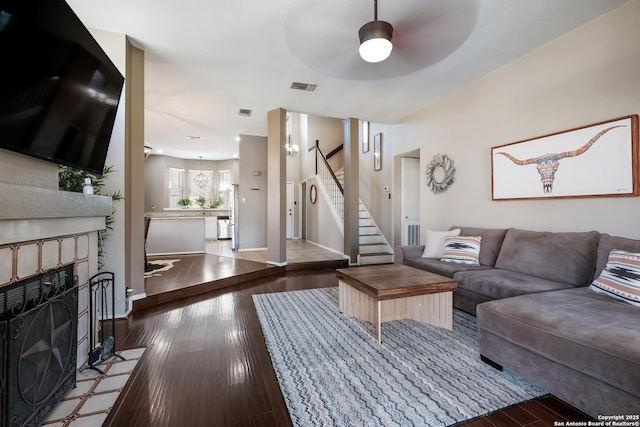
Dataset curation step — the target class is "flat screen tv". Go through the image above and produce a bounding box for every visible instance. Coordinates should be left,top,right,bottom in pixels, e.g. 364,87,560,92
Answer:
0,0,124,174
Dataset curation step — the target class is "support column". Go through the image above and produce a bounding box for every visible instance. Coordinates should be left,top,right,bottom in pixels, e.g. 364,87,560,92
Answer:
343,118,360,265
125,40,145,300
267,108,287,266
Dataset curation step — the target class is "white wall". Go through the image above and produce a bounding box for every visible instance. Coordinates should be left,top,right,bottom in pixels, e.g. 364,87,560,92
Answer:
90,29,129,315
305,176,344,253
391,0,640,240
308,115,345,172
89,30,146,312
359,122,394,242
401,157,420,223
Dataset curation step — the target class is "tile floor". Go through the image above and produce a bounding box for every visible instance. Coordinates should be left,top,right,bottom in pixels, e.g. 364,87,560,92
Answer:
205,238,346,264
43,348,145,427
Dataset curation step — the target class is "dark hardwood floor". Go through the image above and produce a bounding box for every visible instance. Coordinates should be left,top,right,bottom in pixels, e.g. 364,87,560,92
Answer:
108,267,592,427
145,254,274,296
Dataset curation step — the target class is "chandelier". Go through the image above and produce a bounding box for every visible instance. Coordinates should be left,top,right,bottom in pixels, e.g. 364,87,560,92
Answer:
286,135,299,157
193,156,209,188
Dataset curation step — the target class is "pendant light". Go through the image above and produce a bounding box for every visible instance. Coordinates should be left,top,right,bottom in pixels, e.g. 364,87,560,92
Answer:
193,156,209,188
359,0,393,63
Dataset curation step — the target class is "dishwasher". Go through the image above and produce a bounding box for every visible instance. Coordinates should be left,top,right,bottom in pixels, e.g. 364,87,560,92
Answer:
217,216,231,239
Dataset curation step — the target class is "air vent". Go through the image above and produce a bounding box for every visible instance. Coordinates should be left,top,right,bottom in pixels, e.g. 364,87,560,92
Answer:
290,82,317,91
238,109,252,116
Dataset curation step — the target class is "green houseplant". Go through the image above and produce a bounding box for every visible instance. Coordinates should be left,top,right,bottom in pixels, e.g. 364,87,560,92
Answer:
58,165,122,269
177,198,191,208
195,196,207,210
209,198,223,209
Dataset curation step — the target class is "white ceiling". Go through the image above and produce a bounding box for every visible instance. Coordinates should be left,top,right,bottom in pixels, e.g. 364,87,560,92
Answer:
65,0,629,160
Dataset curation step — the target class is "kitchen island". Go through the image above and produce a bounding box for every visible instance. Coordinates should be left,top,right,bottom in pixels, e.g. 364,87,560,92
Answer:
146,209,230,255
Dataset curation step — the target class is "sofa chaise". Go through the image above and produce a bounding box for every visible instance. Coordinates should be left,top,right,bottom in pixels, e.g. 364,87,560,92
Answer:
394,227,640,418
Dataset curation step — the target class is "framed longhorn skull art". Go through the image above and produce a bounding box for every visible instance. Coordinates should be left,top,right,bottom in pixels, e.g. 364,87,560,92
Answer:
491,114,639,200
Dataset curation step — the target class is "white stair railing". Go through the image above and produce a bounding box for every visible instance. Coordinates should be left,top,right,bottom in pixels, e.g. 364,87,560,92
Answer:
308,144,392,265
313,176,344,236
316,156,344,223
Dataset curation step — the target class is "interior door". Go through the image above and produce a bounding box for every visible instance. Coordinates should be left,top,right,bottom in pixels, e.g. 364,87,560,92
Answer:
286,181,294,239
300,182,306,240
401,157,420,244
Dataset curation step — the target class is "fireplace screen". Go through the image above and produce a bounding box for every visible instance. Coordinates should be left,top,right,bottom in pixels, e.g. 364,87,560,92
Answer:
0,264,78,427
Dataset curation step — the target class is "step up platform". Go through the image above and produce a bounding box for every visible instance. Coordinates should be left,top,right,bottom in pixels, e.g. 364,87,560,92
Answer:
360,252,394,265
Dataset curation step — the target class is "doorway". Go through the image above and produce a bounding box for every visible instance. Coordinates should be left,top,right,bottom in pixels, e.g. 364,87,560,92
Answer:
286,181,294,239
401,157,420,244
394,150,420,246
300,181,306,240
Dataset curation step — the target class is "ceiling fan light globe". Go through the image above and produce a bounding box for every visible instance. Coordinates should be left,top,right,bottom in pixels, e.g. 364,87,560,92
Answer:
358,20,393,63
359,38,393,63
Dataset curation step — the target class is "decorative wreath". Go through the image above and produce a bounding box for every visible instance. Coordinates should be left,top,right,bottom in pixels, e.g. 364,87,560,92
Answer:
425,154,456,194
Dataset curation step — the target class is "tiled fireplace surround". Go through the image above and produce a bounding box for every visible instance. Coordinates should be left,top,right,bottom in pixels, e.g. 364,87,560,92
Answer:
0,228,97,368
0,152,112,369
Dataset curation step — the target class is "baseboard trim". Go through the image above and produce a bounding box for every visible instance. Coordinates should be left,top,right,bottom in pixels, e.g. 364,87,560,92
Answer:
480,355,503,371
267,260,287,267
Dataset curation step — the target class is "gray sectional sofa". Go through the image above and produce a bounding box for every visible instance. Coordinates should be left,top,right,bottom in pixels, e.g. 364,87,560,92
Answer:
394,227,640,418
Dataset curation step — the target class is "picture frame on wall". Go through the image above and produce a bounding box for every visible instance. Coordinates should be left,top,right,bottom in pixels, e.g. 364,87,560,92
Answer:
374,133,382,171
362,121,369,153
491,115,639,200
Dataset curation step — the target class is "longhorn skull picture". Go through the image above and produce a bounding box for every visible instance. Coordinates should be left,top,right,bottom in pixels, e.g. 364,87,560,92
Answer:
496,125,624,193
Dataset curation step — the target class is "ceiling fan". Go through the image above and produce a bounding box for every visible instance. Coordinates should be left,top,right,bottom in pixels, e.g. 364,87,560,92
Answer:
283,0,478,80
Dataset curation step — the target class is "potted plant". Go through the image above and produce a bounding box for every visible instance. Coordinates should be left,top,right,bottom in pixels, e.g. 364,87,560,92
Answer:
58,165,122,269
177,198,191,208
209,198,223,209
195,196,207,210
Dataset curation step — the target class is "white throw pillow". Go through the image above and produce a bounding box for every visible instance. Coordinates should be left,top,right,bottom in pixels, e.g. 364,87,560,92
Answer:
422,229,461,258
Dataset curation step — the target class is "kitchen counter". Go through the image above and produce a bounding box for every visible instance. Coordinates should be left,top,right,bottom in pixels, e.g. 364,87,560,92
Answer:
146,208,230,218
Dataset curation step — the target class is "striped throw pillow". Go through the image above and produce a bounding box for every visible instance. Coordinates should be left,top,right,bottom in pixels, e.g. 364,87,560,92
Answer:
588,249,640,307
440,236,481,266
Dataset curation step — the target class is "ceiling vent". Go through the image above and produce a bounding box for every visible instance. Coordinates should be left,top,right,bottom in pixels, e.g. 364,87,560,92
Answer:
238,109,252,117
290,82,317,91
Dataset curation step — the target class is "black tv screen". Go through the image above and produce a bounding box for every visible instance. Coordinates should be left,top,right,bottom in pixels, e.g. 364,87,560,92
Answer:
0,0,124,174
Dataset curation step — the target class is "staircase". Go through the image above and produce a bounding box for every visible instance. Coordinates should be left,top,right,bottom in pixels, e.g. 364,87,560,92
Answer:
334,169,393,265
358,203,394,265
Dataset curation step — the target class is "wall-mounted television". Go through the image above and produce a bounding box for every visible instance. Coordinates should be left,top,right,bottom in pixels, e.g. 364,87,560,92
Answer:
0,0,124,174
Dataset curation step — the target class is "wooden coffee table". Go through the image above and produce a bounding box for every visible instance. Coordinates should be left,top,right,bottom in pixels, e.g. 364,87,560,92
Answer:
336,264,457,344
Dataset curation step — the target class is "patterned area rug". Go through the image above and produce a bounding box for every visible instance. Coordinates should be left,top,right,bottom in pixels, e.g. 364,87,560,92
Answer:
253,287,545,427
